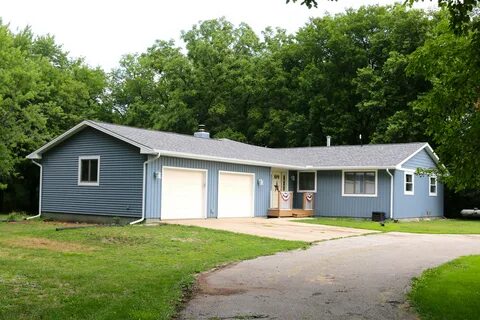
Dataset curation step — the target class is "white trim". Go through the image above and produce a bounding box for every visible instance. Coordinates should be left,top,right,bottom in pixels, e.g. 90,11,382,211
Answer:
218,170,255,218
315,166,395,170
78,156,100,186
161,166,208,219
404,171,415,196
27,160,43,220
341,169,378,197
131,153,161,225
429,175,438,197
282,171,289,192
297,170,317,193
27,120,157,159
271,169,289,192
386,169,394,219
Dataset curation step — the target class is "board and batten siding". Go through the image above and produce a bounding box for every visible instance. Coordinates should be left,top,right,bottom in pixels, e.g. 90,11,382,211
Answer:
41,127,145,217
315,170,391,218
394,149,443,218
145,156,271,219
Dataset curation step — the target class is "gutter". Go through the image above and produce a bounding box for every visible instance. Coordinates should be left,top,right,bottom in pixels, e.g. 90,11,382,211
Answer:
27,160,43,220
130,152,161,225
386,168,394,219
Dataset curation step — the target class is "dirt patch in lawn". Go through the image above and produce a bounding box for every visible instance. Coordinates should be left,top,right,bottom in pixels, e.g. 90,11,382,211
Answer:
88,233,151,246
196,272,246,296
4,237,96,253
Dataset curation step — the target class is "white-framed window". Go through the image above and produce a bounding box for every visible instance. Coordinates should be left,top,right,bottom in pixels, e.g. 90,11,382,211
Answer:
429,175,437,196
342,170,377,197
404,171,414,195
297,171,317,192
78,156,100,186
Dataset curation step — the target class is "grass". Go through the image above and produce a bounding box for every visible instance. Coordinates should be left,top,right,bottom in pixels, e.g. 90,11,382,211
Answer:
297,217,480,234
409,255,480,320
0,219,306,320
0,212,29,222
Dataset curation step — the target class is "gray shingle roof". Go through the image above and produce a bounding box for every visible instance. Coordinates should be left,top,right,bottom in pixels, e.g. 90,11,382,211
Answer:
90,121,429,169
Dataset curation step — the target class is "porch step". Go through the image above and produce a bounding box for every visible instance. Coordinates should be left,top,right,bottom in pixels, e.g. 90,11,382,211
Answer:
292,211,314,218
268,209,314,218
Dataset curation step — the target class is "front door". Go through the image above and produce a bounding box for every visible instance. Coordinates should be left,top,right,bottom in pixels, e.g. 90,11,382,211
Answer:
271,170,288,208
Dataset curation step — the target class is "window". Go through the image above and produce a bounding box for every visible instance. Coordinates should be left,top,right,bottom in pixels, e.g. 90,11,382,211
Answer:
404,172,414,195
297,171,316,192
78,156,100,186
429,176,437,196
342,171,377,196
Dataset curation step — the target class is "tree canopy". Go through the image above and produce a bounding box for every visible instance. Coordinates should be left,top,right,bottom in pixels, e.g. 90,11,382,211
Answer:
287,0,480,33
0,22,110,209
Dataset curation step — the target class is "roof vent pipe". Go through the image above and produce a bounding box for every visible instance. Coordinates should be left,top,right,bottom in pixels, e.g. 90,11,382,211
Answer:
194,124,210,139
326,135,331,147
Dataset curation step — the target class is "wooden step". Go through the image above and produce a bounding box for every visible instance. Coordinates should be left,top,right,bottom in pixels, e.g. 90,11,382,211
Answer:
292,210,314,218
268,209,314,218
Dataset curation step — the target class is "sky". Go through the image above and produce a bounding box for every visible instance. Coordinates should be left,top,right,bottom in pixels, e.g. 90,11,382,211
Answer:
1,0,437,71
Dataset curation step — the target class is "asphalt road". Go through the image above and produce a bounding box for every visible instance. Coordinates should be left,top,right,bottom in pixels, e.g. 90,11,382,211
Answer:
181,232,480,320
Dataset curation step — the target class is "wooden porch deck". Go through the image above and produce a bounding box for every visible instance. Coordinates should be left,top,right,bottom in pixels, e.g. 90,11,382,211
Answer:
267,209,314,218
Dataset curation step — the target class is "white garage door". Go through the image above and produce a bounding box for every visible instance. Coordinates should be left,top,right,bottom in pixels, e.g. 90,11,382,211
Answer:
161,167,206,219
218,171,254,218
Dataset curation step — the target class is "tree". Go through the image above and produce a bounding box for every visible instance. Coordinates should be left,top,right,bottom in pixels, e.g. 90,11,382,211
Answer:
110,6,435,148
287,0,480,33
407,12,480,190
0,22,108,211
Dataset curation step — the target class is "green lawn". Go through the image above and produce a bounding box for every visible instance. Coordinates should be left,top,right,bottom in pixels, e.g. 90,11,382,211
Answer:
0,218,306,320
297,217,480,234
409,255,480,320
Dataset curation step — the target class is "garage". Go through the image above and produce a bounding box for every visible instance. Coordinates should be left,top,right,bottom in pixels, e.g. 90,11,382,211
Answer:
218,171,254,218
161,167,207,219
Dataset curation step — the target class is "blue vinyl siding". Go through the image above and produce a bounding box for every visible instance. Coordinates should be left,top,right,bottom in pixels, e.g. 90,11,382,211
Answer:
145,156,271,219
315,170,391,218
393,170,443,218
394,149,443,218
41,127,145,217
403,149,437,169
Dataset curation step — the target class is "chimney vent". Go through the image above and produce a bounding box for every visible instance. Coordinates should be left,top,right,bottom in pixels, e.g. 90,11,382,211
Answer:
326,135,331,147
194,124,210,139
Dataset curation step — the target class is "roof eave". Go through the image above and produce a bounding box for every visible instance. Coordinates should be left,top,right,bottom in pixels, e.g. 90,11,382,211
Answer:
155,150,398,170
26,120,157,160
396,143,441,169
313,166,396,170
154,149,304,169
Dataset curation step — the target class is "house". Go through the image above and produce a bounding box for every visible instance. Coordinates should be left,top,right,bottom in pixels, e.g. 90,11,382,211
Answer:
27,120,443,223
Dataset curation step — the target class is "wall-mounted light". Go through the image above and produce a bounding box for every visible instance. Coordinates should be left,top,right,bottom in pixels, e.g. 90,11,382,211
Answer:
154,171,162,179
291,175,296,181
257,178,264,186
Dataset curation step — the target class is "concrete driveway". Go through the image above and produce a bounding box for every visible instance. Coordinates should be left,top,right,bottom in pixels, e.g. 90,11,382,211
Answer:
161,218,374,242
182,232,480,320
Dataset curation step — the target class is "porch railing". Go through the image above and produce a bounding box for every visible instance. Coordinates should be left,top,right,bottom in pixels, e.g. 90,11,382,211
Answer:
270,191,315,210
303,192,314,210
271,190,293,209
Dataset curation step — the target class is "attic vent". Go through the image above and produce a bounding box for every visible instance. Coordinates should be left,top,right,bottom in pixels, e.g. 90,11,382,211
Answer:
194,124,210,139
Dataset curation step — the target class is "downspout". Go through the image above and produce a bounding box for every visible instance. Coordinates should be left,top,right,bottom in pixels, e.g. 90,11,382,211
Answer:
27,160,43,220
130,152,161,225
386,169,394,220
